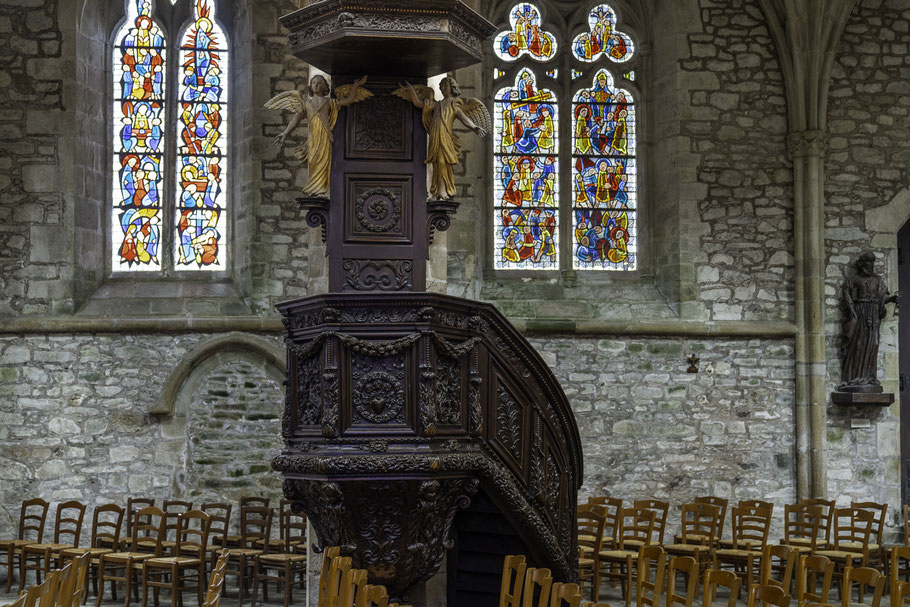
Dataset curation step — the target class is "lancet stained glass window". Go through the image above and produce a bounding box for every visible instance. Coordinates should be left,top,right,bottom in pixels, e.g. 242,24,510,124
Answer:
494,69,558,269
492,2,638,273
176,0,227,270
113,0,166,271
111,0,229,274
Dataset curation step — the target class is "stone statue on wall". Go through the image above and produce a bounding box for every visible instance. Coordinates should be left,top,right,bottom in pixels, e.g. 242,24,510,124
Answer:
838,252,900,392
394,77,491,201
266,75,371,199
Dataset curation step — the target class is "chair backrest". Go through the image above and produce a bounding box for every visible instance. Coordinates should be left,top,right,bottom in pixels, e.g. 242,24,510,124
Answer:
91,504,124,549
796,554,833,606
634,500,670,545
340,568,368,607
589,497,622,545
53,501,87,546
618,508,656,549
68,551,92,607
740,500,774,515
327,556,353,607
175,510,211,558
317,546,342,607
282,507,307,553
893,546,910,601
239,497,271,510
125,498,156,538
549,582,582,607
201,503,232,548
25,569,60,607
278,499,293,540
577,504,607,555
703,569,741,607
637,545,666,607
842,566,884,607
5,592,26,607
163,499,193,540
746,584,790,607
731,506,772,549
356,584,390,607
666,556,698,607
759,545,796,593
851,501,887,546
239,506,273,549
499,554,527,607
695,496,728,539
681,503,721,545
18,498,49,544
832,507,874,549
521,567,553,607
783,503,823,548
203,551,230,607
54,562,77,607
894,580,910,607
800,498,835,544
131,506,166,555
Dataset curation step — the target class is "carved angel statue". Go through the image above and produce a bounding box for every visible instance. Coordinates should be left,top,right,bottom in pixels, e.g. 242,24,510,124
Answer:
265,75,371,198
394,77,491,201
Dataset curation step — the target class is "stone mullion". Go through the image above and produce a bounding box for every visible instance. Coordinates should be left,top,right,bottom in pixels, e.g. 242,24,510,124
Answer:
557,38,574,283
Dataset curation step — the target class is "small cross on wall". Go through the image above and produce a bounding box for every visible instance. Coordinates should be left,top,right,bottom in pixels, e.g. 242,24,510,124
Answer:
686,354,700,373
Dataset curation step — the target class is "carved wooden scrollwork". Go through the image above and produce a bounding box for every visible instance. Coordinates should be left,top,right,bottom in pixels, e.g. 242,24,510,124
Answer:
342,259,413,291
298,197,331,243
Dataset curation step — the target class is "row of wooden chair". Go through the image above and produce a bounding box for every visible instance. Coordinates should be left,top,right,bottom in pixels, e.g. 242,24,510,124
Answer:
315,546,410,607
579,496,895,604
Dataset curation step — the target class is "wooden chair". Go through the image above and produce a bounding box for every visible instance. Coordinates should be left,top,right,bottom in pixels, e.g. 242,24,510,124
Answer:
713,506,773,593
120,499,156,551
24,568,62,607
841,566,884,607
221,505,272,607
666,556,698,607
796,554,833,607
720,501,774,550
317,547,342,607
632,500,670,546
550,582,583,607
356,584,390,607
814,508,874,589
596,508,656,607
197,503,232,578
702,569,741,607
255,500,293,552
578,505,607,598
225,498,271,548
60,551,92,607
250,507,308,607
589,497,623,552
59,503,124,604
95,506,166,607
498,554,527,607
676,497,727,547
142,509,211,607
2,593,27,607
665,503,722,579
850,502,887,574
324,556,353,607
636,545,665,607
20,500,87,591
202,552,230,607
893,546,910,602
747,584,790,607
759,545,797,595
0,499,49,593
894,580,910,607
800,499,835,550
521,567,553,607
781,504,824,556
161,500,194,553
339,568,369,607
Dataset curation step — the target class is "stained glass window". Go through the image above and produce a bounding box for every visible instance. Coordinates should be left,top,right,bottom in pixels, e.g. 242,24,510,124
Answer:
494,3,557,62
571,4,634,63
493,69,558,270
176,0,228,270
111,0,229,274
113,0,166,271
572,69,636,270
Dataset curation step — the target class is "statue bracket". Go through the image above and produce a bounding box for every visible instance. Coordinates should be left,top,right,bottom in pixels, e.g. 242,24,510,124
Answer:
831,391,895,407
427,198,461,247
298,196,331,244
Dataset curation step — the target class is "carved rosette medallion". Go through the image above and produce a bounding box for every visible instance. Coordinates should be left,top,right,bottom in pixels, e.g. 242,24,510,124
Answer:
353,371,403,424
354,187,403,235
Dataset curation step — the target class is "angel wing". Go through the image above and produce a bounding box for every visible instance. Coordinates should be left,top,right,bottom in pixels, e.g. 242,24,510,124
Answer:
463,98,492,138
334,85,374,103
392,85,436,105
264,89,305,114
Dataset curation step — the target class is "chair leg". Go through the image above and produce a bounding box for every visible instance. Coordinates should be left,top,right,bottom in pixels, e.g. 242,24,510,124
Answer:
123,561,133,607
170,564,178,607
284,562,293,607
250,560,260,607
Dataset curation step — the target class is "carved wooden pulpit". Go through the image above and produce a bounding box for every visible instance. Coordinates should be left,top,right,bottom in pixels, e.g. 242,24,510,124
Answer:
273,2,583,603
